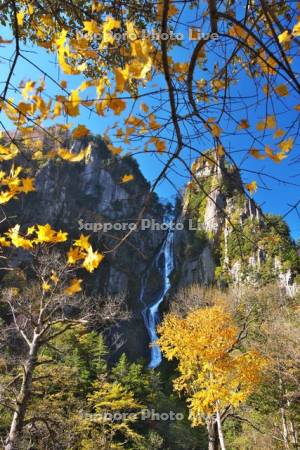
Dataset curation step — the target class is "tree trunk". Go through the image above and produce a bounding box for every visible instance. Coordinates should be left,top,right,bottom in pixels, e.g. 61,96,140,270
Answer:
207,417,219,450
5,333,39,450
281,405,290,449
279,374,290,449
286,399,299,450
216,408,226,450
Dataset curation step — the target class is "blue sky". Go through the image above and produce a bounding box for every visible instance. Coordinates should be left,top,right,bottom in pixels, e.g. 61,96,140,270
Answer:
1,19,300,240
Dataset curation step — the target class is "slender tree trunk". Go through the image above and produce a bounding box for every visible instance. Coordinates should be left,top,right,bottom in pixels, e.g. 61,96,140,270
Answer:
279,374,290,449
281,405,290,449
286,399,299,450
216,408,226,450
289,418,298,449
5,333,39,450
207,417,219,450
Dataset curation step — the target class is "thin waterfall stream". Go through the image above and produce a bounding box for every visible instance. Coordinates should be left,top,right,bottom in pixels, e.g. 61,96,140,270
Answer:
140,226,175,368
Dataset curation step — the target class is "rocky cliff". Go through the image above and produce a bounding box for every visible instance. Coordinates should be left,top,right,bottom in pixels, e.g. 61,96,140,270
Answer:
1,131,168,360
1,137,299,361
173,151,300,296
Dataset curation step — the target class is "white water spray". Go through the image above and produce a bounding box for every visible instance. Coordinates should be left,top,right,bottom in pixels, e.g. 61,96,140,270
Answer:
141,227,174,368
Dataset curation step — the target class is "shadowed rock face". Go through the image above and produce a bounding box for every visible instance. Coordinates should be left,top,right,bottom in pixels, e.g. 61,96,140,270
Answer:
1,134,166,360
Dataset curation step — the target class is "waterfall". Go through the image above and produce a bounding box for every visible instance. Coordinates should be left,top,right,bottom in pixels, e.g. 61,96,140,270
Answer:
140,226,175,368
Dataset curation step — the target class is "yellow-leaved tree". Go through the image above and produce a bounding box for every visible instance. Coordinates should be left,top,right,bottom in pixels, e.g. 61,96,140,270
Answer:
157,304,266,450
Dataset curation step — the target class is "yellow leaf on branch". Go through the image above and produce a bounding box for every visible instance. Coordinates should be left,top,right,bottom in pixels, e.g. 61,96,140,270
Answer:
245,180,257,194
121,174,134,183
64,278,82,296
278,137,293,153
256,115,276,130
278,30,291,43
83,20,100,35
149,137,166,153
275,84,288,97
249,148,266,160
265,145,287,163
74,234,90,251
0,144,19,161
108,144,122,156
238,119,249,129
82,245,104,272
72,124,90,139
99,16,120,49
57,144,91,163
16,12,25,26
273,129,285,138
108,97,126,115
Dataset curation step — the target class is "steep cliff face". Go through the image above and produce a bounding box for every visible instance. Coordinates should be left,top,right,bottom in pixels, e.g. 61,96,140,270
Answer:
1,132,167,359
174,152,300,295
2,136,299,360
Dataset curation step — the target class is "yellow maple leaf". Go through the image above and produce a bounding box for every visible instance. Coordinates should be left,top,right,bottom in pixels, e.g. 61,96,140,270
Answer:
56,30,87,75
256,115,276,131
42,282,51,291
238,119,249,129
210,123,221,138
108,144,122,155
57,148,85,162
82,245,104,272
265,145,287,163
173,62,189,74
35,224,68,243
245,181,257,195
55,230,68,243
149,114,161,130
64,278,82,296
74,234,90,251
149,137,166,153
278,30,291,43
72,124,89,139
18,178,35,194
249,149,266,160
57,46,87,75
26,225,36,236
211,79,226,91
275,84,288,97
108,98,126,115
121,174,134,183
17,12,24,26
65,90,80,117
22,80,35,99
67,247,85,265
140,103,149,113
0,144,19,161
50,271,59,283
0,236,11,247
83,20,100,34
6,225,33,249
99,16,120,49
278,137,293,153
157,1,178,19
114,67,127,92
273,129,285,138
